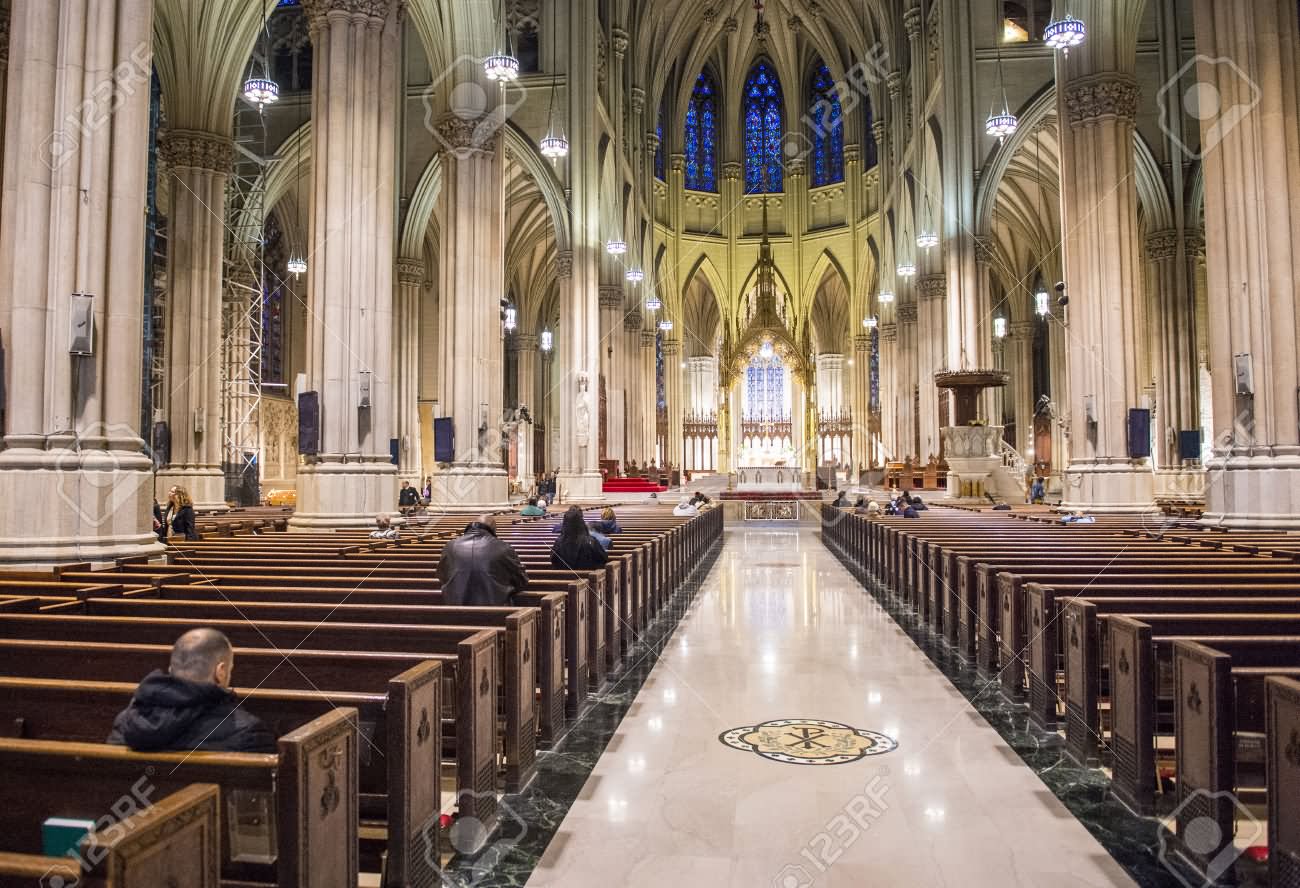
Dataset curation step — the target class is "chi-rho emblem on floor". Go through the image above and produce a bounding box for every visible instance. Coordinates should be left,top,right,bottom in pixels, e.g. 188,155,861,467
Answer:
719,718,897,765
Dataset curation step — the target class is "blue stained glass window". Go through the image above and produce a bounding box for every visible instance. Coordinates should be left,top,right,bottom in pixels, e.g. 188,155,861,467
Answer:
684,71,718,191
808,63,844,186
744,353,788,421
744,61,784,193
655,101,665,180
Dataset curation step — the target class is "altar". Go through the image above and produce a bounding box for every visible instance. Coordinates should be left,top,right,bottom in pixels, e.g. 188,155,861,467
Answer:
734,466,805,491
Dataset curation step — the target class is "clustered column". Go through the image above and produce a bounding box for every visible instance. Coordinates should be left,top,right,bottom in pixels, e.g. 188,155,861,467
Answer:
292,0,402,527
511,333,539,483
896,302,919,461
598,285,625,464
916,273,946,460
0,0,161,566
154,131,235,511
1195,0,1300,527
394,257,424,482
662,337,683,468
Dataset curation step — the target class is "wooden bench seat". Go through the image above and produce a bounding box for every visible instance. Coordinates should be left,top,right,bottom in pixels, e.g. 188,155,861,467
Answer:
0,708,357,887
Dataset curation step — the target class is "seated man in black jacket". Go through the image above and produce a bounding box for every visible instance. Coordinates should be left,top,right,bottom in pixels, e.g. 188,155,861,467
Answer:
108,628,275,753
437,515,530,605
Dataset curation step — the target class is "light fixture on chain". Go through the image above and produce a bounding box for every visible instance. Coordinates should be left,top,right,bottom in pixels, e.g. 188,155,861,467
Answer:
626,268,645,283
645,293,663,311
538,13,568,160
243,3,278,107
985,37,1018,141
287,256,307,277
1044,14,1086,54
658,319,674,332
606,240,628,255
879,290,895,304
484,0,520,80
863,316,878,329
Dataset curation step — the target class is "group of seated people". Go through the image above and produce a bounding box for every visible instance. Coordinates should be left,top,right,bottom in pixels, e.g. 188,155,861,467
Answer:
672,491,712,516
831,489,928,519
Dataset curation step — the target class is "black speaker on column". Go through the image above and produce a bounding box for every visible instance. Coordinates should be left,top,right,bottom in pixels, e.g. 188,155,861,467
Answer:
389,439,400,466
1127,408,1152,459
1178,430,1203,462
298,391,320,455
434,418,455,464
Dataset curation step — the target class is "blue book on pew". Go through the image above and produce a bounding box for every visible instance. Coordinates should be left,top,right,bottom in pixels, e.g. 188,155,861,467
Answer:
42,817,95,858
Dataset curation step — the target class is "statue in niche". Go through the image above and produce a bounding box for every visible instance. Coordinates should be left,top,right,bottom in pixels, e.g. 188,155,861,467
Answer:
575,372,592,448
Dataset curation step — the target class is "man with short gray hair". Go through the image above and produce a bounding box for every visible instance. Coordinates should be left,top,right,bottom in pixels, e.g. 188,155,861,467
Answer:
108,628,275,753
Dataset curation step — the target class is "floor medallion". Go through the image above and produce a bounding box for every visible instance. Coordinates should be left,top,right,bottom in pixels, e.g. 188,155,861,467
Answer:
719,718,898,765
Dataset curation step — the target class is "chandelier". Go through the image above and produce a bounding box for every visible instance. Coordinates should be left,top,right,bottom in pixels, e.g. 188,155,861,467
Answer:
916,230,939,249
863,316,878,329
606,240,628,255
896,262,917,278
287,256,307,277
879,290,895,304
658,319,674,332
484,54,520,81
986,111,1019,140
540,329,553,351
625,268,644,283
993,316,1007,338
645,294,662,311
1044,14,1086,54
539,133,569,159
242,77,279,107
504,306,517,332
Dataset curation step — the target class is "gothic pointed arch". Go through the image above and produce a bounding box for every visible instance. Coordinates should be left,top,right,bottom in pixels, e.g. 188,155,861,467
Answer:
684,67,720,191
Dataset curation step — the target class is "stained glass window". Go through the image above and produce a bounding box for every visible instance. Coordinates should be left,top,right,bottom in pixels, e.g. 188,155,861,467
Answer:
655,101,665,180
744,352,789,421
808,63,844,187
864,94,877,169
743,61,784,193
684,70,718,191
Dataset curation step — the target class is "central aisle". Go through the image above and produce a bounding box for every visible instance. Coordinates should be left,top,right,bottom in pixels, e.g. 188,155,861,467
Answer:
526,526,1136,888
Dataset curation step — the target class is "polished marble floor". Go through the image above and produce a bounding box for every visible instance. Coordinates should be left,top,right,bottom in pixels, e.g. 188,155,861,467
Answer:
524,526,1138,888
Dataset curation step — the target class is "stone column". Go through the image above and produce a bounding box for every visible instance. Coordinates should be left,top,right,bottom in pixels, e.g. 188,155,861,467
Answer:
598,285,625,463
394,257,424,481
153,131,234,511
1195,0,1300,527
1145,230,1198,467
622,311,643,462
662,337,683,469
0,0,162,566
896,303,919,460
640,329,658,463
1008,322,1036,457
558,0,604,500
1057,58,1154,511
879,322,899,461
292,0,402,527
815,354,845,416
510,333,538,483
917,274,946,460
853,334,872,471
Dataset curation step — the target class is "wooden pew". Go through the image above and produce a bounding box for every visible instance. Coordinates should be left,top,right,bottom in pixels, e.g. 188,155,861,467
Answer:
0,613,499,835
0,709,358,887
0,783,220,888
1265,676,1300,887
0,660,441,886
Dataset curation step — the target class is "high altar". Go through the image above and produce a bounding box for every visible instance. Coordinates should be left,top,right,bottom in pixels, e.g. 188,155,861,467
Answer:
716,224,819,495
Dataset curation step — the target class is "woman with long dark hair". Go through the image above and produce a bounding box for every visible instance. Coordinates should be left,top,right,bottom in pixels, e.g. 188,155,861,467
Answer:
169,487,200,541
550,506,608,570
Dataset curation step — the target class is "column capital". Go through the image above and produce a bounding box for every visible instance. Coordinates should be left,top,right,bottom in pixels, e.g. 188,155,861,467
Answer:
1063,74,1140,128
897,303,918,323
886,71,904,100
599,285,623,309
816,352,845,370
974,235,996,267
1010,321,1036,340
511,333,539,352
610,28,629,57
624,309,644,331
1144,229,1181,261
395,257,425,284
1185,229,1206,259
661,337,681,356
919,273,946,301
630,87,645,115
669,154,686,174
854,334,872,353
434,113,496,158
555,250,573,279
843,143,861,165
160,130,234,172
864,167,880,189
645,132,660,151
786,157,806,178
872,120,887,142
903,4,923,38
722,161,743,182
641,330,657,348
302,0,404,32
880,322,898,343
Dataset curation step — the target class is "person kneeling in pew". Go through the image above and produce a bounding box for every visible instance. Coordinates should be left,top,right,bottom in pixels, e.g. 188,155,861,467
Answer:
107,628,275,754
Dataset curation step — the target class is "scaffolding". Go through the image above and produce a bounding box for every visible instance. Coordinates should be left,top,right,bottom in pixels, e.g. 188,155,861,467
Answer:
221,98,272,505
